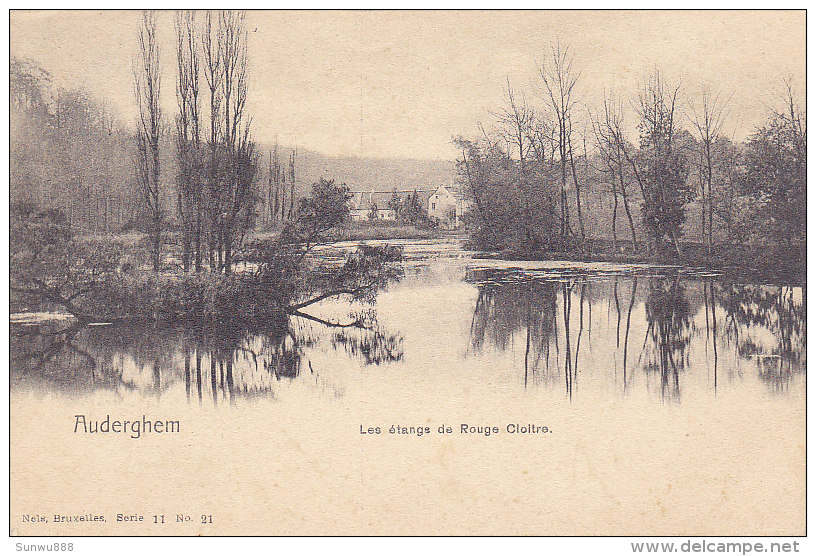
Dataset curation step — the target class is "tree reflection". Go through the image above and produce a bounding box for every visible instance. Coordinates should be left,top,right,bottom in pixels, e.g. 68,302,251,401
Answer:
11,270,805,404
715,282,806,392
622,277,638,391
10,307,404,404
468,269,593,396
641,277,692,402
468,269,559,388
466,268,803,400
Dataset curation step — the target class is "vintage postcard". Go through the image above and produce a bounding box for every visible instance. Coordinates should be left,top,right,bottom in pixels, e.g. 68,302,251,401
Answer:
9,9,806,541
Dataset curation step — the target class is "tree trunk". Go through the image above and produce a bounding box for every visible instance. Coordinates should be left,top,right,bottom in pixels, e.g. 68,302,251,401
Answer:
618,166,638,251
568,144,585,247
611,176,618,254
701,178,707,256
559,132,569,251
223,226,233,275
707,171,713,258
194,193,202,272
671,231,683,257
152,215,161,271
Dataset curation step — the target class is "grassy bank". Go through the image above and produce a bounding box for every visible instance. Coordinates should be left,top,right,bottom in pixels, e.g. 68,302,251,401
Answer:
82,221,443,248
336,222,441,241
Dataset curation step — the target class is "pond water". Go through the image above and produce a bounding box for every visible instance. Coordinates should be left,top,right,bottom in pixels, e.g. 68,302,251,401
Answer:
10,237,806,406
9,237,806,535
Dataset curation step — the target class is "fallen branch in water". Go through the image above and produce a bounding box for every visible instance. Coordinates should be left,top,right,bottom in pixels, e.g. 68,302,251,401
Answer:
286,283,376,312
11,280,93,321
289,309,374,331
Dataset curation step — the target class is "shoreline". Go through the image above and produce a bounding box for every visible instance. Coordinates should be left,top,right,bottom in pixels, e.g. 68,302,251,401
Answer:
472,246,805,286
74,230,805,286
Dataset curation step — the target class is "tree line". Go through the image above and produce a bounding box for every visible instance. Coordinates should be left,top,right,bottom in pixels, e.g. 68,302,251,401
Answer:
11,10,304,276
136,9,271,274
11,58,144,235
457,43,806,264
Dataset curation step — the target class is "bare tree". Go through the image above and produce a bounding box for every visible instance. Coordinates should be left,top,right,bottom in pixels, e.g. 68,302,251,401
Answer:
270,140,285,223
494,78,535,174
175,9,203,272
134,10,163,271
267,145,276,225
592,94,638,252
624,69,691,256
288,148,297,219
778,77,806,165
203,9,224,270
525,110,555,165
537,42,585,249
279,149,287,221
689,89,730,257
218,10,257,274
493,79,537,244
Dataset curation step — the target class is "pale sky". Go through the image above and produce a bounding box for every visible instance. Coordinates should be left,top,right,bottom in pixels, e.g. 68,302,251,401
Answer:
10,10,806,160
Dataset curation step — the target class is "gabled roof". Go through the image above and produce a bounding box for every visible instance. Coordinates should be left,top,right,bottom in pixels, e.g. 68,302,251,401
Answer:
349,189,435,210
431,185,469,201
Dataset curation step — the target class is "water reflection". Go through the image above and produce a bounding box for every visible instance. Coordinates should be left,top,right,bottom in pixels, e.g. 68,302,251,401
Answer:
641,277,692,401
465,268,805,400
716,282,806,393
9,252,806,405
11,311,403,403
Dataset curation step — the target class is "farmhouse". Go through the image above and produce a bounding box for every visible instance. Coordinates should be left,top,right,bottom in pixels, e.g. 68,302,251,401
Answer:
428,185,471,228
349,189,435,222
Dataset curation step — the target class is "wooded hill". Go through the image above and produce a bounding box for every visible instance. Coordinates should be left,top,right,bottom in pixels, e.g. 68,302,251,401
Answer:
10,56,454,234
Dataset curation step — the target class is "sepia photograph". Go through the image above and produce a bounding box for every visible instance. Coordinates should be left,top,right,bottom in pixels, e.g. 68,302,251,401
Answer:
8,9,806,542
